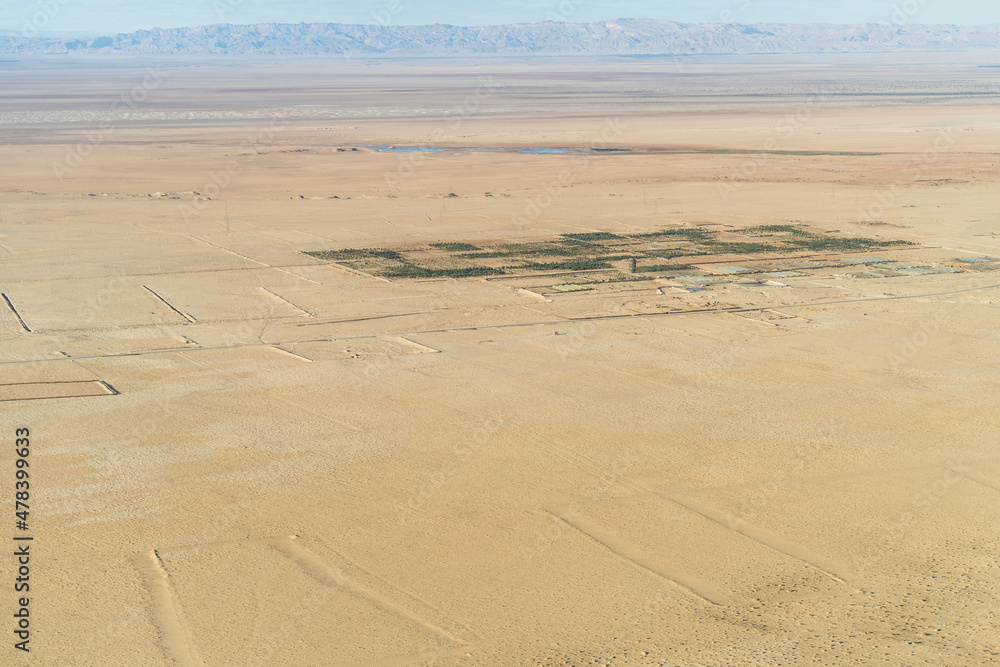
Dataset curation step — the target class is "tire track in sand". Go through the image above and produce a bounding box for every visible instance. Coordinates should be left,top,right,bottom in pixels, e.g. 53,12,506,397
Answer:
544,509,742,607
136,549,205,666
269,535,466,646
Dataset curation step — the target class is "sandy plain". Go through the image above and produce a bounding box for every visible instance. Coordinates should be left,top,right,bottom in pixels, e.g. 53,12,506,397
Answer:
1,54,1000,665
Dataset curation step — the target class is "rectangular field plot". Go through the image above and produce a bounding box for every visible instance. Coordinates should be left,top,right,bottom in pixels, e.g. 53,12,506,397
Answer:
280,336,439,361
2,280,191,331
0,380,115,402
142,269,312,322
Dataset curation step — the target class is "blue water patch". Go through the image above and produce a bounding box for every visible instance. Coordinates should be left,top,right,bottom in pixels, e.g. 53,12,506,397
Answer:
872,262,925,270
844,271,889,278
517,147,586,154
896,267,961,276
361,146,452,153
677,276,721,285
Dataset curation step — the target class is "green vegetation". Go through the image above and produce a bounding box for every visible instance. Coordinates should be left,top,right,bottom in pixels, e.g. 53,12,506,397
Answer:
521,258,613,271
785,237,914,252
430,242,481,252
625,228,714,241
634,263,695,273
560,232,622,242
457,251,512,259
304,223,916,280
602,254,647,262
305,248,402,261
714,226,913,254
739,224,810,236
382,264,506,279
646,248,707,260
701,241,784,254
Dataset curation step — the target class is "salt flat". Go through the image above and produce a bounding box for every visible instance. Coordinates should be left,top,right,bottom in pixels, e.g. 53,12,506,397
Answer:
1,55,999,665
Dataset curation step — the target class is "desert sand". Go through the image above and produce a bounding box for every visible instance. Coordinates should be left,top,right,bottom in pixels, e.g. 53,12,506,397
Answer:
1,54,1000,665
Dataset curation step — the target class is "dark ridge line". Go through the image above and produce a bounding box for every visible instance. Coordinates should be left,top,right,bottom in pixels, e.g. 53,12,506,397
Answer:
0,393,114,403
0,280,998,368
1,293,30,332
98,380,121,395
142,285,197,323
0,380,103,387
0,380,117,403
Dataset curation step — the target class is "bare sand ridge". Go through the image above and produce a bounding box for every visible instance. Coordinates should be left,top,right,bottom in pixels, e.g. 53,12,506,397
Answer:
1,55,999,665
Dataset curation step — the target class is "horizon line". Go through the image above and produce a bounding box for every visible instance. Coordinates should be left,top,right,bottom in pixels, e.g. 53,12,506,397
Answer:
7,18,1000,38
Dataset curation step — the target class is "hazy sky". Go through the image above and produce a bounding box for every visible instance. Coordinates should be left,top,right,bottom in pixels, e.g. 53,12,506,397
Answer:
6,0,999,35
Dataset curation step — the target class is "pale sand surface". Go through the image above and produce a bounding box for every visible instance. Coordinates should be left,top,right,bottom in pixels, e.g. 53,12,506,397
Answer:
1,56,999,665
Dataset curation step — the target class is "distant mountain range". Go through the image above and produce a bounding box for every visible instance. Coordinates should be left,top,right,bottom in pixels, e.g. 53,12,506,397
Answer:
3,19,1000,56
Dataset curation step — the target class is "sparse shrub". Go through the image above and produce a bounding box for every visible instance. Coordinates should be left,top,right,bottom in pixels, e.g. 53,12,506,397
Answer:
381,264,505,278
521,258,613,271
430,242,481,252
739,224,810,236
701,241,784,254
627,228,713,241
634,263,695,273
305,224,916,280
561,232,621,242
305,248,402,261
